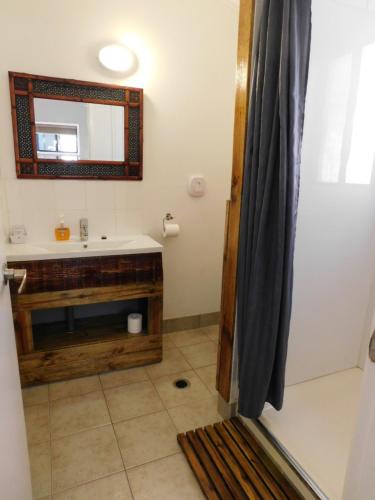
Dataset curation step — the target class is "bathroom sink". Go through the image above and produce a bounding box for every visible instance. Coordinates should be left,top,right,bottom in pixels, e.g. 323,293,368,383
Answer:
37,241,87,252
6,235,163,262
83,239,135,250
39,239,135,252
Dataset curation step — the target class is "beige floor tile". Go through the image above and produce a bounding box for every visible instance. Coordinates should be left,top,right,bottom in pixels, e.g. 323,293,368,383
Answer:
100,366,148,390
29,441,51,499
195,364,217,394
25,403,50,445
23,385,49,407
145,348,191,380
50,391,110,439
168,328,211,347
49,376,101,402
153,370,211,409
168,396,222,433
204,325,219,343
128,453,204,500
179,341,217,369
162,334,176,349
114,411,179,468
52,425,123,493
52,472,132,500
105,380,164,423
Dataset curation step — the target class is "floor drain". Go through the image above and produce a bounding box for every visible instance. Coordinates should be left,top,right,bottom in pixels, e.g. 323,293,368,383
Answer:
174,378,190,389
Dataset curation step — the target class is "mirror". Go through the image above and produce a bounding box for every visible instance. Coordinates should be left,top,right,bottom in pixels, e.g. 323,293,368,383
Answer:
34,99,125,162
9,72,143,180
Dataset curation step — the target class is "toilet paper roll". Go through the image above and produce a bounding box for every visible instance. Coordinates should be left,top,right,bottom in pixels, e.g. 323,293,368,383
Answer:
162,222,180,238
128,313,142,334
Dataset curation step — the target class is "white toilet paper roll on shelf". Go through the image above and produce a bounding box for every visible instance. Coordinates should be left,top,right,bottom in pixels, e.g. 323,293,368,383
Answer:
128,313,142,334
163,221,180,238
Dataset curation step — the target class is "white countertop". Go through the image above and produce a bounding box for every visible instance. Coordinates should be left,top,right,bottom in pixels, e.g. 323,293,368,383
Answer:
6,235,163,262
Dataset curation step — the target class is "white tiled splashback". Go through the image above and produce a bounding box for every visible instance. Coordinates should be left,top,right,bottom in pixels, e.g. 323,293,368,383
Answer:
4,179,146,242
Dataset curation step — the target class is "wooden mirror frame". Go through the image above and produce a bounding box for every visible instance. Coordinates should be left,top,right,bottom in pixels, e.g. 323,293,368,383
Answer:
9,72,143,180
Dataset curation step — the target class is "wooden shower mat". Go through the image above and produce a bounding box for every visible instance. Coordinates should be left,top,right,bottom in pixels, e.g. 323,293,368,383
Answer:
177,417,303,499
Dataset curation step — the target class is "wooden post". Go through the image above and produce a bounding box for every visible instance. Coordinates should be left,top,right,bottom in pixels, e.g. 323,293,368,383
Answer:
148,295,163,336
216,0,256,401
17,310,34,353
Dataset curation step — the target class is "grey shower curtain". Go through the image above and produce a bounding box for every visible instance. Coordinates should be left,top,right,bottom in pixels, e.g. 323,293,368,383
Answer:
237,0,312,418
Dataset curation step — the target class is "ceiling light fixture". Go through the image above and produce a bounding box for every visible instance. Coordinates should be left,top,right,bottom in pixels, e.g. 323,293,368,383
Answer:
98,44,136,73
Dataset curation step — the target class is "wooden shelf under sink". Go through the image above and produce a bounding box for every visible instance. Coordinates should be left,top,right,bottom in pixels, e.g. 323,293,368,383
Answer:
33,314,148,351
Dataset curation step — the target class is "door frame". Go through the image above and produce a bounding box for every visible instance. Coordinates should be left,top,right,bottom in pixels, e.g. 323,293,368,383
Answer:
216,0,255,401
0,238,32,498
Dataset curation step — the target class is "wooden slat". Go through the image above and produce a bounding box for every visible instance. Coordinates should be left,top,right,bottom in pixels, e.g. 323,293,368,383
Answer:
10,253,162,296
20,343,162,386
196,428,247,499
222,420,288,500
186,431,232,499
205,425,261,499
177,434,219,500
178,419,305,500
231,418,302,499
213,423,273,499
16,283,162,311
20,332,161,368
148,295,163,336
17,310,34,353
217,0,256,402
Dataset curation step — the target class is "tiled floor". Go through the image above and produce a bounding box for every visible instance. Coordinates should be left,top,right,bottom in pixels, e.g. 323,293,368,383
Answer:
22,325,220,500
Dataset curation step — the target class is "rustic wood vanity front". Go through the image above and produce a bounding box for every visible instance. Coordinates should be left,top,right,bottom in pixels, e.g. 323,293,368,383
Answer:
9,252,163,386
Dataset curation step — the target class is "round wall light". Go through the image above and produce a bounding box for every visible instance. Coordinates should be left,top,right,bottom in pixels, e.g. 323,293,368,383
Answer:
98,44,136,73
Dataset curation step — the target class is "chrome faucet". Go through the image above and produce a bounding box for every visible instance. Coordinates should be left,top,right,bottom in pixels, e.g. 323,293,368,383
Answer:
80,218,88,241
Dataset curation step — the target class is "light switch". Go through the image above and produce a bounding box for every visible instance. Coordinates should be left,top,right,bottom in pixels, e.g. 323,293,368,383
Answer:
188,175,206,197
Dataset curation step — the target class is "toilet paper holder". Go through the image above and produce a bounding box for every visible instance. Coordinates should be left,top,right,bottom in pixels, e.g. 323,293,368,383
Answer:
163,212,174,231
162,212,180,238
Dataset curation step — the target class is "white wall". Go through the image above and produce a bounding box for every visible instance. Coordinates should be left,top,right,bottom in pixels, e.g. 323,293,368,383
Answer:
286,0,375,385
0,0,238,319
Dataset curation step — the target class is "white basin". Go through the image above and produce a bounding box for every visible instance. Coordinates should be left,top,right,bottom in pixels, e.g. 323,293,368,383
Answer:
39,239,135,252
6,235,163,262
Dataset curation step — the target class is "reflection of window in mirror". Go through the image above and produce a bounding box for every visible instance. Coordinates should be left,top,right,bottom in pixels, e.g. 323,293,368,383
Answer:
36,123,79,161
34,98,125,162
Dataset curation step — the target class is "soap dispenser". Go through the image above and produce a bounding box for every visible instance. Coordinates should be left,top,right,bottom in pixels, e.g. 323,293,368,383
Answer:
55,214,70,241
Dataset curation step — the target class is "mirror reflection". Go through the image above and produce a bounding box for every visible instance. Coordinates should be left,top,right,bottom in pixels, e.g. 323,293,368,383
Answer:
34,98,125,162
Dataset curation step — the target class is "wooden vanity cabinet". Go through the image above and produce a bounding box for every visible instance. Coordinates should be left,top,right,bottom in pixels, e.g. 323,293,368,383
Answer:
9,253,163,386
